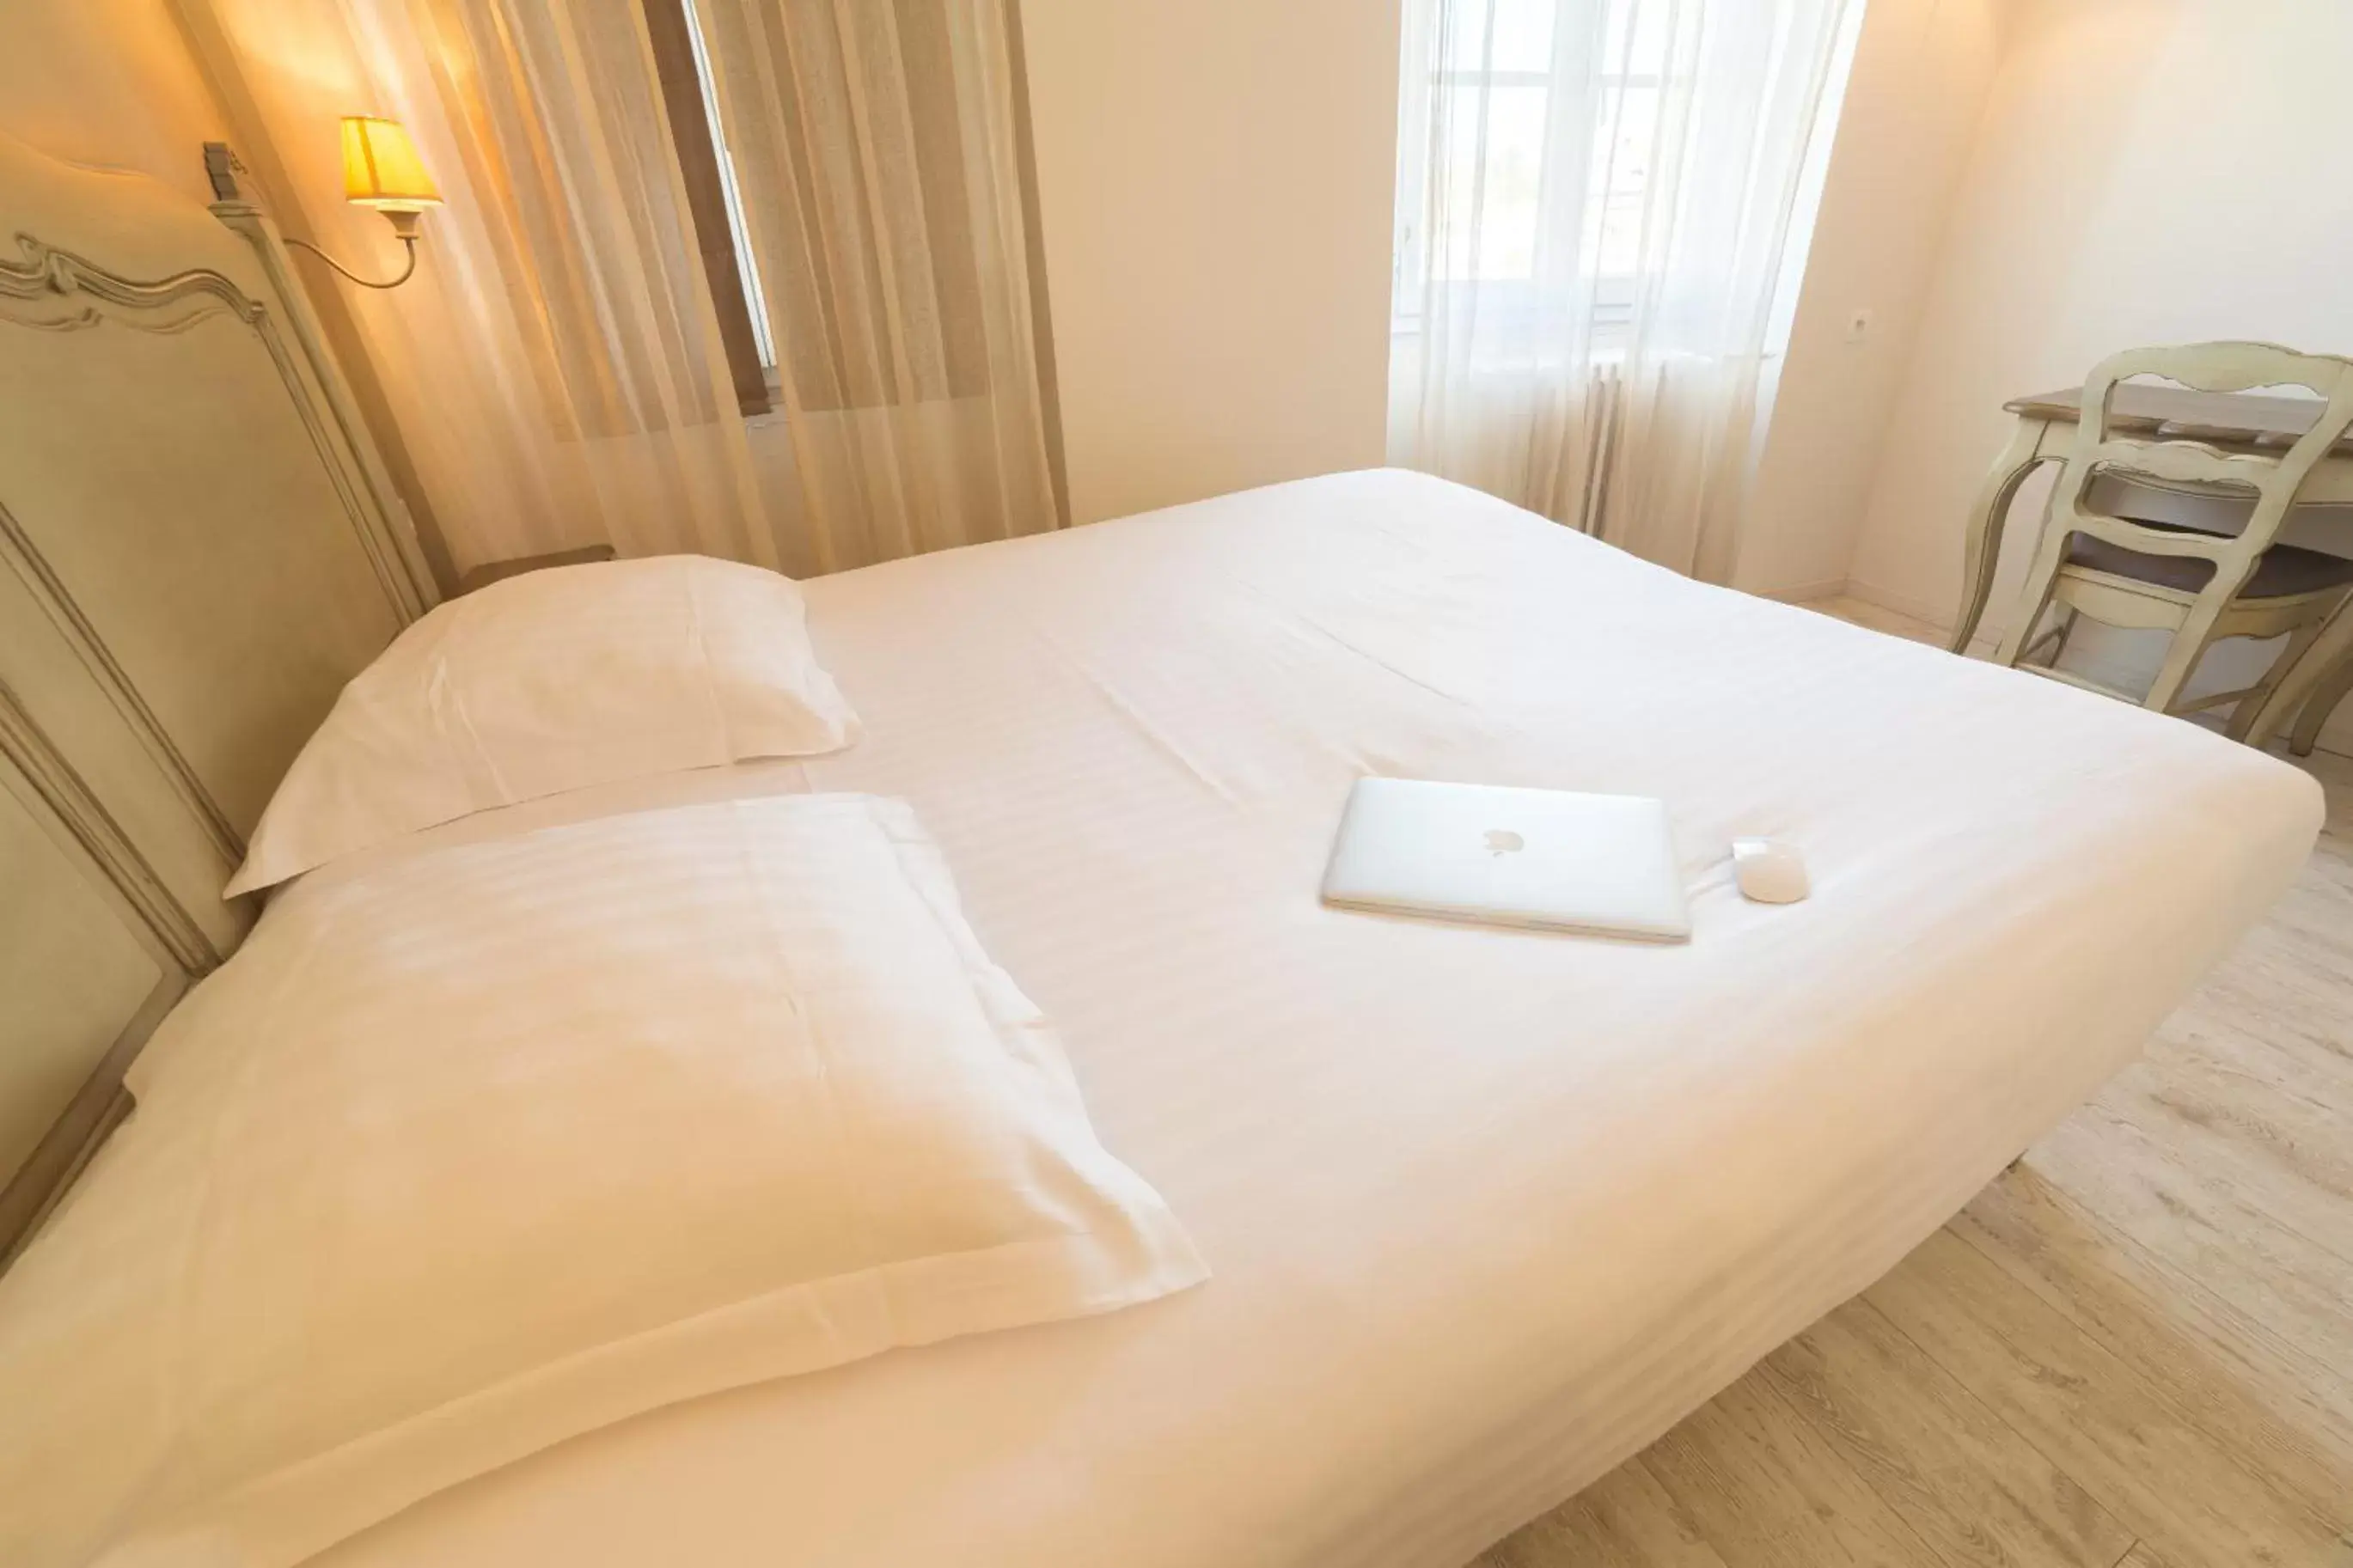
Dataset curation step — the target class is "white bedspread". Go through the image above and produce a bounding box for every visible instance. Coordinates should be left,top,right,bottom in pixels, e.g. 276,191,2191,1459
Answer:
309,471,2321,1568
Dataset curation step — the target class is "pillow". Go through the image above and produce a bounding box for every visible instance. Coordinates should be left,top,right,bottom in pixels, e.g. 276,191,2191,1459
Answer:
0,796,1206,1568
224,554,859,895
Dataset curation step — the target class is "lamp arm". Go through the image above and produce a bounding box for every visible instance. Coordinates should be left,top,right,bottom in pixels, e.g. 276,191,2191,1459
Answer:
284,233,419,290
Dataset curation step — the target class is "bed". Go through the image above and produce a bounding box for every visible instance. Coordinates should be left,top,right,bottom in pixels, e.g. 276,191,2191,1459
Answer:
0,138,2323,1568
276,470,2307,1567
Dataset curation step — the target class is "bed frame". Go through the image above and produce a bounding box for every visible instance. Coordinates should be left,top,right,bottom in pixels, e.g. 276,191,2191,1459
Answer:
0,132,432,1264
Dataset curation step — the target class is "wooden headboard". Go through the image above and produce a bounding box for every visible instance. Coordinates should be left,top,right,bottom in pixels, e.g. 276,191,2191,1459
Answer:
0,132,433,1261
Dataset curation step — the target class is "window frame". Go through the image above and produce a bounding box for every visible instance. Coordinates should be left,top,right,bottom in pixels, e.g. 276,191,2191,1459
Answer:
644,0,773,418
1391,0,1659,342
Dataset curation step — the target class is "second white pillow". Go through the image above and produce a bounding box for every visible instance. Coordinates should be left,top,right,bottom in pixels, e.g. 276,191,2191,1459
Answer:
226,554,859,894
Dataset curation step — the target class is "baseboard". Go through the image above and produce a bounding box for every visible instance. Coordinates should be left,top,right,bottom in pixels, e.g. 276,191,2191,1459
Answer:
1755,577,1851,606
1842,578,2002,656
1840,577,1950,631
2307,715,2353,760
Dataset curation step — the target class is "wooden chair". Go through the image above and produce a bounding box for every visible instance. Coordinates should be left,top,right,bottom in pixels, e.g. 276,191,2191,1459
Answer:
2285,643,2353,754
1993,343,2353,736
2238,590,2353,754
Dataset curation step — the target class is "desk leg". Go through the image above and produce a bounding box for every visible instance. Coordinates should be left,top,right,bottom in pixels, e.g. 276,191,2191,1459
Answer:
2240,592,2353,753
2291,653,2353,756
1950,419,2052,656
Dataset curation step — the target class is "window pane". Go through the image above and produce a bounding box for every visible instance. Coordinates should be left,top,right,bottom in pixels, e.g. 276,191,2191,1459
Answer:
1603,0,1668,76
1490,0,1555,72
681,0,776,370
1441,0,1555,73
1594,192,1644,280
1591,84,1657,277
1441,0,1490,70
1438,82,1549,280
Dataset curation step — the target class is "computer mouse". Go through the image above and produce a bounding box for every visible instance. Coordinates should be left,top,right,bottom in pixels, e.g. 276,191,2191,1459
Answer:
1732,838,1811,905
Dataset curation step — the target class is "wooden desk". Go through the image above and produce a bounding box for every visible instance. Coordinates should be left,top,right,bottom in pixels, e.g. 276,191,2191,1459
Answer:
1949,384,2353,656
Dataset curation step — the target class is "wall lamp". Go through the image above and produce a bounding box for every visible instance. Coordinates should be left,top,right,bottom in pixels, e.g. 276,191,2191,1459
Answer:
283,116,443,290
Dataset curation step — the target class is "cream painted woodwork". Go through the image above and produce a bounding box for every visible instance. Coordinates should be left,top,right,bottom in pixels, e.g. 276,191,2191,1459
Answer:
0,740,184,1266
0,131,427,1261
0,775,159,1200
2246,581,2353,758
1952,369,2353,749
1982,345,2353,734
1473,607,2353,1568
0,547,235,966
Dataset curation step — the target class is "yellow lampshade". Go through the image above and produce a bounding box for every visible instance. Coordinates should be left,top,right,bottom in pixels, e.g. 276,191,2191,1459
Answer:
339,116,441,212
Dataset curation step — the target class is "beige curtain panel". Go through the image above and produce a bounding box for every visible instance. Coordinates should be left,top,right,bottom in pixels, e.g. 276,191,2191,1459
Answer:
176,0,1060,581
180,0,781,577
694,0,1062,573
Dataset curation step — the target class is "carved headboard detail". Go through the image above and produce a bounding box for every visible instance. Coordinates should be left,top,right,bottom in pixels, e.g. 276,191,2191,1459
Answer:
0,131,432,1262
2,230,259,325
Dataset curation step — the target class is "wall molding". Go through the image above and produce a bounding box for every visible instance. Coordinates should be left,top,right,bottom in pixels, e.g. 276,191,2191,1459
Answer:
0,498,243,866
1,225,426,627
0,676,217,977
1841,576,2007,652
0,232,259,336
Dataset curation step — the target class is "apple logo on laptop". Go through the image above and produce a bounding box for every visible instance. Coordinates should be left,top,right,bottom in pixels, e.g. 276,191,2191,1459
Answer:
1484,828,1525,857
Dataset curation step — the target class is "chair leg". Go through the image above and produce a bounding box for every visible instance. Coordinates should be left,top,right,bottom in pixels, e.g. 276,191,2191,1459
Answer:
2020,607,2080,669
2228,618,2329,741
2047,607,2082,669
1993,524,2076,670
2290,649,2353,756
2146,584,2245,716
2146,629,2217,714
1952,425,2050,656
2241,594,2353,752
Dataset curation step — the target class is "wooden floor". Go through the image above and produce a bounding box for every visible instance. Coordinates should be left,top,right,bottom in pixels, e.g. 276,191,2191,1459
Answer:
1475,599,2353,1568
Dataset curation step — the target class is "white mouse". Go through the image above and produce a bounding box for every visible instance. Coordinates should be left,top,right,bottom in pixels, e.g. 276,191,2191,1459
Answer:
1732,839,1811,905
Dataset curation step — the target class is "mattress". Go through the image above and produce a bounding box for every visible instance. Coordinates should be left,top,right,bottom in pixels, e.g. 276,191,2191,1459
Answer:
305,470,2321,1568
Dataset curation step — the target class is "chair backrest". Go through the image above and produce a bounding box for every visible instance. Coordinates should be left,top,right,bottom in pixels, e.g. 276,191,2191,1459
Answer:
2054,341,2353,583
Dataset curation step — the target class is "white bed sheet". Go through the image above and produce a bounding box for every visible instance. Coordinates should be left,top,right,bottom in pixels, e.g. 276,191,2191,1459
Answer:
306,471,2321,1568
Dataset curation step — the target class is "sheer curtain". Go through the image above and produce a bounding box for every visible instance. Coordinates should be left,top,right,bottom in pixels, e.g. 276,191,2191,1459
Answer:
692,0,1061,575
1390,0,1850,582
180,0,779,577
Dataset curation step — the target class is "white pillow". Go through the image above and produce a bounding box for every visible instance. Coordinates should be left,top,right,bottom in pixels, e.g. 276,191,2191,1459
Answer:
224,554,859,894
0,796,1205,1568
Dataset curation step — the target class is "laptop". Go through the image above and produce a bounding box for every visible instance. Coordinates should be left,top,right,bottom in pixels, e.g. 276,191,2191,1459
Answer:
1319,778,1690,941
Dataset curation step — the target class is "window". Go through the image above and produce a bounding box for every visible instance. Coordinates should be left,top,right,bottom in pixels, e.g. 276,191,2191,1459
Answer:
645,0,775,415
645,0,999,417
677,0,776,374
1392,0,1671,338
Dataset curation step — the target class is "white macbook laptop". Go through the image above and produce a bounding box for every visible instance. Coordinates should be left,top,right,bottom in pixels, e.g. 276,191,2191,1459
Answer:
1320,778,1690,941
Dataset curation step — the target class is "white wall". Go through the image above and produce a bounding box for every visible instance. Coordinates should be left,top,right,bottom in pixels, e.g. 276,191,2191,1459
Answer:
1736,0,2008,601
1016,0,1401,526
1732,0,2004,601
0,0,227,200
0,0,477,592
1841,0,2353,749
9,0,1406,565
